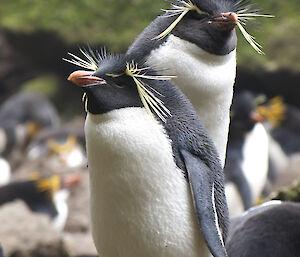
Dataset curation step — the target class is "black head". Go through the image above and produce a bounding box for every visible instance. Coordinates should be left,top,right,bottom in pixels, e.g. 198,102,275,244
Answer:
141,0,272,56
67,50,175,119
68,53,144,115
155,0,247,55
230,91,264,137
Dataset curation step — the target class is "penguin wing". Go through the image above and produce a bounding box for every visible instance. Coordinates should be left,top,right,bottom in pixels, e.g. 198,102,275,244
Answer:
225,151,253,210
181,149,228,257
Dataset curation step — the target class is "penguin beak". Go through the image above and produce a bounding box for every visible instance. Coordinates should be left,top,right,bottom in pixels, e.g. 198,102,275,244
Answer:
209,12,238,31
250,112,265,123
68,70,105,87
61,173,81,189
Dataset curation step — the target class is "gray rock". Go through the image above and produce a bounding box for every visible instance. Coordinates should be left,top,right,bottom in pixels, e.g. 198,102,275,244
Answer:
0,201,68,257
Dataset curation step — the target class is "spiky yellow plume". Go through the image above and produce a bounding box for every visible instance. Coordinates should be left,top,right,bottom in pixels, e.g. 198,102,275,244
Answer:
236,10,274,55
153,0,274,54
124,61,175,122
36,175,61,196
256,96,286,127
47,135,77,154
153,0,209,40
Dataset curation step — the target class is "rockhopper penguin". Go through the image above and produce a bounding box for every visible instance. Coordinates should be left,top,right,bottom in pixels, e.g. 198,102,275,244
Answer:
126,0,272,166
0,174,81,231
67,51,229,257
224,91,269,217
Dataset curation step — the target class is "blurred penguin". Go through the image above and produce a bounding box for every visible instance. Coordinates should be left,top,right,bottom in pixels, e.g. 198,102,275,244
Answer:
0,92,59,159
0,174,81,231
225,91,269,216
0,91,59,129
257,96,300,155
26,126,86,168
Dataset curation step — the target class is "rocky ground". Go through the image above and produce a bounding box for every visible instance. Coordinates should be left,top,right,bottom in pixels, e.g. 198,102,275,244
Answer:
1,130,300,257
0,118,98,257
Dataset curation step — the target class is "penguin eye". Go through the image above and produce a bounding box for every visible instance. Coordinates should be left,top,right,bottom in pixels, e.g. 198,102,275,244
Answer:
110,82,124,88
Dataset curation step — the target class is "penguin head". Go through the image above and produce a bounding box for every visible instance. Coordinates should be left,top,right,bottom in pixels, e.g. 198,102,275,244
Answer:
68,53,143,115
230,91,264,135
67,49,173,121
154,0,273,55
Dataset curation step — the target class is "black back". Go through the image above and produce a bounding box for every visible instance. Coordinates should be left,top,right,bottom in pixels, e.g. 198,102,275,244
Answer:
226,202,300,257
0,180,58,218
0,92,58,128
224,91,259,209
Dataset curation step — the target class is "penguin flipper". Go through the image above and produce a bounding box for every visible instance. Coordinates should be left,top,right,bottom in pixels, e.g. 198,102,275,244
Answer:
181,149,228,257
225,152,253,210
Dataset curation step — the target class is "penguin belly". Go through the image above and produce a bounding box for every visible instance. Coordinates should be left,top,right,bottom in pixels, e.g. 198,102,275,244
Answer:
85,108,210,257
241,123,269,203
146,35,236,166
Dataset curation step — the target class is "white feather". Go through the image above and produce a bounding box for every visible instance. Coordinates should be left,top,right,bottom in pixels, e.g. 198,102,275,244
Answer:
241,123,269,203
85,108,211,257
52,189,69,231
226,123,269,217
146,35,236,166
0,157,11,186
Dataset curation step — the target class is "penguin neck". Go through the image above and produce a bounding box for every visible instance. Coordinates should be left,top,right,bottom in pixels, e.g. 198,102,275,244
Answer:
145,35,236,165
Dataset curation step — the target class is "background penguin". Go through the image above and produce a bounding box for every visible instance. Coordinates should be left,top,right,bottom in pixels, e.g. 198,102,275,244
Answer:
0,173,81,231
0,92,59,160
226,201,300,257
224,91,269,217
0,124,29,158
0,91,59,129
67,52,229,257
26,126,86,168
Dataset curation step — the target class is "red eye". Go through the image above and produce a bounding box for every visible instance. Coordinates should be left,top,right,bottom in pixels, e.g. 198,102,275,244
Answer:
116,83,124,88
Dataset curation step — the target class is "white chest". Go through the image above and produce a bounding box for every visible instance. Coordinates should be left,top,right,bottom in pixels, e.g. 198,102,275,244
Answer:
146,35,236,166
85,108,210,257
0,157,10,186
241,123,269,202
52,189,69,231
225,124,269,217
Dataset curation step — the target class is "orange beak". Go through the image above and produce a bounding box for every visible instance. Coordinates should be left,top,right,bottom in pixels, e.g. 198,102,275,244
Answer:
62,173,82,188
251,112,265,123
68,70,105,87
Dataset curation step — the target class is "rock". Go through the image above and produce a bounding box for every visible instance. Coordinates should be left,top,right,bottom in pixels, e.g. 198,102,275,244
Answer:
63,232,97,257
0,201,69,257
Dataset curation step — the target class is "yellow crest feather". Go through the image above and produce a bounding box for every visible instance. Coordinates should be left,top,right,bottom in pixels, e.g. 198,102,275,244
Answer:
124,61,175,123
153,0,209,40
36,175,61,196
256,96,286,127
